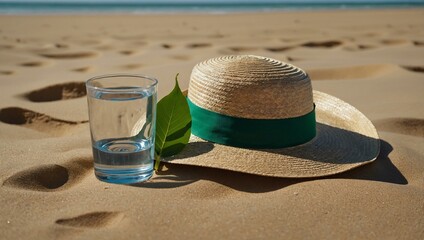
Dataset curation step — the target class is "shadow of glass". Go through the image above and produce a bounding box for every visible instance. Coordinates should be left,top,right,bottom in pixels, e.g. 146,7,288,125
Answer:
130,125,407,192
130,174,197,189
130,141,214,189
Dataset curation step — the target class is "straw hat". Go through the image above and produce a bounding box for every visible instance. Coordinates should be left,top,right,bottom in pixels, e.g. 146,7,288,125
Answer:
163,55,380,178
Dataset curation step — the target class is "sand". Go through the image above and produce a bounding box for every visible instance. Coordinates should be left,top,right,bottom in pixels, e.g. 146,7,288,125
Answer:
0,9,423,239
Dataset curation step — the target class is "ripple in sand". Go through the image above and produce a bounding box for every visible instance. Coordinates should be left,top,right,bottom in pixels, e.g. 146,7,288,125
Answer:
307,64,395,80
25,82,86,102
301,40,343,48
0,107,87,136
55,212,123,228
39,51,97,59
374,118,424,138
3,159,91,192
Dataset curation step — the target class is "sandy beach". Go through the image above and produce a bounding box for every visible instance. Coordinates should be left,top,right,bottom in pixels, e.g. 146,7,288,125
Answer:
0,9,423,239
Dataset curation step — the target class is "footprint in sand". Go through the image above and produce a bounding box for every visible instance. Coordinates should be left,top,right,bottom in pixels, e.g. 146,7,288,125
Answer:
307,64,395,80
301,40,343,48
119,50,137,56
401,66,424,74
3,159,92,192
374,118,424,138
20,61,48,67
413,41,424,46
0,44,14,49
229,46,258,52
161,44,173,49
120,63,143,70
0,107,87,136
219,46,259,54
380,39,410,46
344,44,378,51
286,56,303,62
186,43,212,49
55,212,124,228
265,46,295,52
72,67,93,73
24,82,86,102
0,70,14,75
357,44,377,50
39,51,97,59
54,43,69,49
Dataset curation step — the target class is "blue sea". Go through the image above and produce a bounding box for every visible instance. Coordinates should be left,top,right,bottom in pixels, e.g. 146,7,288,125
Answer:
0,0,423,14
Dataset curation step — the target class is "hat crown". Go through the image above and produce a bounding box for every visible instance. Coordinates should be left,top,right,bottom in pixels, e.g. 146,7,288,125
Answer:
188,55,314,119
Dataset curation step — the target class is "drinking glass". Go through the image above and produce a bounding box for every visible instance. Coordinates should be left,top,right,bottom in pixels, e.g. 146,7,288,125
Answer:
86,74,157,184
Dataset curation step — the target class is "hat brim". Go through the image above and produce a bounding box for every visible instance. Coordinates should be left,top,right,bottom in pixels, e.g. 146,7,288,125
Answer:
162,91,380,178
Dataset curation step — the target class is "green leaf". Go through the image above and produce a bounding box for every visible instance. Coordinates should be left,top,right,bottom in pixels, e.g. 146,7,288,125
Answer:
154,73,191,171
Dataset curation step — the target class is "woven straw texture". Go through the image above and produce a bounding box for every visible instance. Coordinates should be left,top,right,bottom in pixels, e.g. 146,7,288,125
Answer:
164,55,380,178
188,55,313,119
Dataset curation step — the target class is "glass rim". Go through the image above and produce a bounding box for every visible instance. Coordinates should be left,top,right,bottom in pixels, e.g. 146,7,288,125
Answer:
86,73,158,92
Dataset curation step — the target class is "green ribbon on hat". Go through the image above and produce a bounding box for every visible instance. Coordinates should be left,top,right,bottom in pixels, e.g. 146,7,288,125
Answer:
187,98,316,149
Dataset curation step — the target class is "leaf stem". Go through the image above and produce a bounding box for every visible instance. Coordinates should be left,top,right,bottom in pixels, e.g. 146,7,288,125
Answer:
154,154,161,172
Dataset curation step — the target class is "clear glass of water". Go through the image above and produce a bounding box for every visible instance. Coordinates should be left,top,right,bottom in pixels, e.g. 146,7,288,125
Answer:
86,74,157,184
